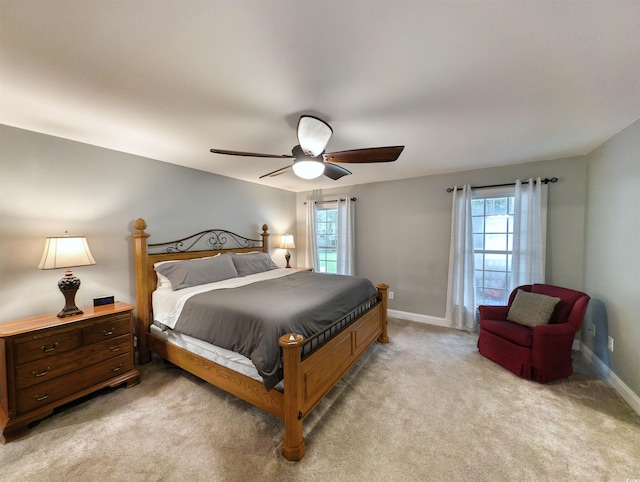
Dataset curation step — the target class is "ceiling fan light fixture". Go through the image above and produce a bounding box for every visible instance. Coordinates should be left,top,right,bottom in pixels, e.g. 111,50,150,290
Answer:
292,159,325,179
297,116,332,157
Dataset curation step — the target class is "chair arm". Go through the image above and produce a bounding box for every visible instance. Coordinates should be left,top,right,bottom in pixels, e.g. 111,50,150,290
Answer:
478,305,509,320
532,322,577,366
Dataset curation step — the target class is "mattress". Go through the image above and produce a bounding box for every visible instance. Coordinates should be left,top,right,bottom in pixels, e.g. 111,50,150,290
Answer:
150,323,261,380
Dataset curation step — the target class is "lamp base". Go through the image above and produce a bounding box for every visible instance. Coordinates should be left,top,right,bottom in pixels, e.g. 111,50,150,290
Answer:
285,251,291,269
58,304,84,318
57,271,84,318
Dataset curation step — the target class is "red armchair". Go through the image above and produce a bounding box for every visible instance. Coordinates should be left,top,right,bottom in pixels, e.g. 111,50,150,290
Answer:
477,284,590,383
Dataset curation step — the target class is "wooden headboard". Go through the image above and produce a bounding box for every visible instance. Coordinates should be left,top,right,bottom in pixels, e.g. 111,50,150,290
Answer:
131,218,270,363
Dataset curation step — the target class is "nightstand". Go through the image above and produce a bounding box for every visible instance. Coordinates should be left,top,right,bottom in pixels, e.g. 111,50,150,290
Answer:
0,302,140,443
293,267,313,271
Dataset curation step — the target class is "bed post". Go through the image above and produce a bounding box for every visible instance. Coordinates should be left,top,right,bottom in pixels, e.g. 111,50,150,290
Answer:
377,283,389,344
278,333,306,461
132,218,152,365
261,224,270,253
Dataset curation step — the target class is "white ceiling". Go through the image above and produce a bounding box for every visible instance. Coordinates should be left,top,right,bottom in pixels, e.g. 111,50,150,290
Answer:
1,1,639,192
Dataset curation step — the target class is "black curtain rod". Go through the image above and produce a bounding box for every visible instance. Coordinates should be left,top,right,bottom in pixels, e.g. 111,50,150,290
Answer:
446,177,557,193
303,197,357,205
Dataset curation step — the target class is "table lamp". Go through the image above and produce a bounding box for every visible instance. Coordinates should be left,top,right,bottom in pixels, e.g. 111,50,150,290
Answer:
38,232,96,317
279,234,295,269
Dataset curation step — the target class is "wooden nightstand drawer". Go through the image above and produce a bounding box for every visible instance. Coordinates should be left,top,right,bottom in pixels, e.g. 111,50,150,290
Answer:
82,314,131,345
16,348,84,390
14,330,81,365
82,353,133,387
82,334,131,366
17,367,84,414
15,335,131,390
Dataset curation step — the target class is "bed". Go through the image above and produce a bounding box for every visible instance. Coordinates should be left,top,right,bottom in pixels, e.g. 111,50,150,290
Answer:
132,218,389,461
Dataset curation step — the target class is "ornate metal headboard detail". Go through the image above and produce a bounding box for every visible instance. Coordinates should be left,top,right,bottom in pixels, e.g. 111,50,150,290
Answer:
148,226,270,254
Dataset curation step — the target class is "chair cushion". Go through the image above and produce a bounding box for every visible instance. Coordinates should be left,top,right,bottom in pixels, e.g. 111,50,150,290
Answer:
480,318,533,347
506,289,561,327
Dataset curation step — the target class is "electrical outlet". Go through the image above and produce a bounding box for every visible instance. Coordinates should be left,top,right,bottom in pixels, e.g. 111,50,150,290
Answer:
608,336,614,352
388,291,395,300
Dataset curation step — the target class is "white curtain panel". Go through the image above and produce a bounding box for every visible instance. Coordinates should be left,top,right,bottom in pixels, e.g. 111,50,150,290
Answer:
337,197,355,275
305,196,318,270
445,185,477,331
511,178,548,289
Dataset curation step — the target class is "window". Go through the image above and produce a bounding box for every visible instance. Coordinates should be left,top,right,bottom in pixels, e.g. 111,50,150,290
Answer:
446,179,548,330
307,197,355,275
472,193,514,306
315,204,338,273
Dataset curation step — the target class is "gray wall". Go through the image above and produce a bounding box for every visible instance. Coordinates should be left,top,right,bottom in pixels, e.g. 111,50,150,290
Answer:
582,118,640,397
297,156,588,319
0,125,296,321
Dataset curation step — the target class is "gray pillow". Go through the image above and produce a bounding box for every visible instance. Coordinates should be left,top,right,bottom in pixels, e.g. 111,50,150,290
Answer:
506,289,561,328
155,254,239,290
231,252,278,277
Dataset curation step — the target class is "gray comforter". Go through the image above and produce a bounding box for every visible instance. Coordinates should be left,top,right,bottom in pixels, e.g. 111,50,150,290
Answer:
173,271,378,390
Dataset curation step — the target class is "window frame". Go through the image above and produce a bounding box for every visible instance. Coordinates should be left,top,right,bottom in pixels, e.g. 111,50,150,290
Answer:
471,186,515,306
314,202,339,274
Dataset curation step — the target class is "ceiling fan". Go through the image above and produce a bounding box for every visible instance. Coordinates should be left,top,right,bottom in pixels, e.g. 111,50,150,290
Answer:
210,115,404,180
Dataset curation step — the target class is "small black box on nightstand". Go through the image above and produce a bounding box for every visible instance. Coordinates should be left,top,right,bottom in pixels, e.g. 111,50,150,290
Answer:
93,296,115,306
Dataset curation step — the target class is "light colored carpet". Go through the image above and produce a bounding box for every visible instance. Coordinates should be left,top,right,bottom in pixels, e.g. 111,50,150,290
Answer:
1,319,639,481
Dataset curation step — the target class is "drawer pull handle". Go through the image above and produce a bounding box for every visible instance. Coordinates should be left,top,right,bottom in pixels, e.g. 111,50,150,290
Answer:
32,367,51,377
110,363,123,372
40,342,59,353
109,344,122,352
33,389,52,401
103,328,115,336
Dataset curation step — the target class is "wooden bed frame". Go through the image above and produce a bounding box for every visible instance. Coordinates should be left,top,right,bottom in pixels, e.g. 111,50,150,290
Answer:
132,218,388,461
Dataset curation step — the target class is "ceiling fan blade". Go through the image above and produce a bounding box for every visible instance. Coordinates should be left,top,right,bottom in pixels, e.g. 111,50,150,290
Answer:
259,165,293,179
323,146,404,163
297,116,333,157
210,148,294,159
323,162,352,180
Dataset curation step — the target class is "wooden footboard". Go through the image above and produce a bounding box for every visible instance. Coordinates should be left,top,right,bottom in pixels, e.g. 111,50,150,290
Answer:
132,218,388,461
280,292,387,460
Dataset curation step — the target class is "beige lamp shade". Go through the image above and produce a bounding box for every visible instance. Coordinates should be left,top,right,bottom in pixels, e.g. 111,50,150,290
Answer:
38,234,96,269
279,234,295,250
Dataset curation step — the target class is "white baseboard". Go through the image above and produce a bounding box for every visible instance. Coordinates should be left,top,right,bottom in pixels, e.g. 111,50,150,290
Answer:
580,344,640,416
388,309,448,327
389,310,639,417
